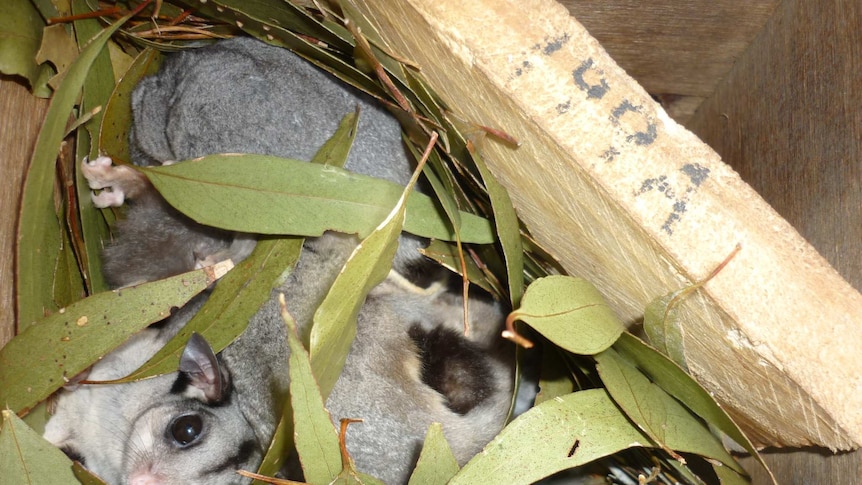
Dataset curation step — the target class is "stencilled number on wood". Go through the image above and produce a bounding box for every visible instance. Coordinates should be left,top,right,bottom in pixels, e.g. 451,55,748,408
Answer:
634,163,711,235
510,31,706,236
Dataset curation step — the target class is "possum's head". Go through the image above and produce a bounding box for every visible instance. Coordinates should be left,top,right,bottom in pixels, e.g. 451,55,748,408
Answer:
44,333,265,485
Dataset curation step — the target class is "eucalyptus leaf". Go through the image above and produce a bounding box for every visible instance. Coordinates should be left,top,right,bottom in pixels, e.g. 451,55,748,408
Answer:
535,346,575,405
73,461,109,484
713,462,750,485
595,347,745,474
71,0,119,295
17,9,131,329
468,142,524,307
0,0,54,93
308,151,420,398
254,400,295,483
419,239,495,295
142,154,495,243
119,237,304,382
0,266,212,415
311,108,360,167
282,297,343,484
643,245,741,371
509,276,623,354
643,291,690,370
451,389,651,484
99,47,163,162
36,24,77,85
0,410,81,484
407,423,460,485
613,332,774,482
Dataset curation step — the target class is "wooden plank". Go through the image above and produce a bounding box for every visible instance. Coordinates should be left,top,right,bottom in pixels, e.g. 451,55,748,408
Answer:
354,0,862,450
687,0,862,479
0,77,50,348
558,0,780,100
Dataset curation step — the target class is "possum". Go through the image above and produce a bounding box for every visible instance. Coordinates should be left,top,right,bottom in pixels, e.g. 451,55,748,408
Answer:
44,36,513,484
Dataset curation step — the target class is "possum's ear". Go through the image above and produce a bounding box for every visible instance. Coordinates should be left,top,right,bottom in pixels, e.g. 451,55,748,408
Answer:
175,333,231,404
130,74,175,165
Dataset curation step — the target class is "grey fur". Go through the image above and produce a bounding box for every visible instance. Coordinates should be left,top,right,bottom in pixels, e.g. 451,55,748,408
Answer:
45,37,512,484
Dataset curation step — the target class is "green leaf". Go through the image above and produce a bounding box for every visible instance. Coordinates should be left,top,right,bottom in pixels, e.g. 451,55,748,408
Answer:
311,108,360,167
451,389,652,484
407,423,460,485
119,237,304,382
713,462,750,485
254,399,295,483
0,410,80,484
99,47,163,162
308,147,424,398
419,239,497,295
643,245,741,370
16,9,132,329
595,346,745,474
0,0,54,93
468,142,524,307
613,332,773,481
142,154,495,244
282,297,343,484
0,266,212,415
643,291,690,370
509,276,623,354
535,346,575,405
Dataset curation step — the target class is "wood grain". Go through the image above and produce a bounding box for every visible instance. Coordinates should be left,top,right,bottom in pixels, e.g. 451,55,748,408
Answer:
354,0,862,450
558,0,780,121
687,0,862,480
688,0,862,292
0,76,50,348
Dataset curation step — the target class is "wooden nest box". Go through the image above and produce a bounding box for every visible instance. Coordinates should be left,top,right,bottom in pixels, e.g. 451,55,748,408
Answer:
352,0,862,481
2,0,859,482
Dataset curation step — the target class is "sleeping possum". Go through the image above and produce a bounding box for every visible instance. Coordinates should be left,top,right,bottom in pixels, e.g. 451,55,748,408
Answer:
43,37,513,484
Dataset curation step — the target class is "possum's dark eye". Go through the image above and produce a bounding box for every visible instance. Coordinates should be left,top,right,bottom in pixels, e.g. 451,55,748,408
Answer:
168,414,204,447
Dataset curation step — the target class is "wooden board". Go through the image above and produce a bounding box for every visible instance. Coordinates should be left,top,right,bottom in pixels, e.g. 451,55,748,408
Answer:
0,77,50,349
686,0,862,480
558,0,781,123
354,0,862,450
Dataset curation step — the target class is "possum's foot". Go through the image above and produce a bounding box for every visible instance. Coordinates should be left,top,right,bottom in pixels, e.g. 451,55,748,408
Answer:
81,156,148,207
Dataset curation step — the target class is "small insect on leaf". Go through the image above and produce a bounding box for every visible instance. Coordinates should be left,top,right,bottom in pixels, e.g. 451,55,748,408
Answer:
450,389,651,485
644,244,741,370
504,275,623,355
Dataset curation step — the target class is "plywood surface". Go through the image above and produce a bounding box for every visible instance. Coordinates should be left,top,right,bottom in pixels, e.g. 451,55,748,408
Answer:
559,0,780,122
355,0,862,450
0,77,50,349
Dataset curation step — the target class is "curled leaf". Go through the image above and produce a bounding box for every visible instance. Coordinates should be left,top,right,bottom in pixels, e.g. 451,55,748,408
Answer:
506,275,623,354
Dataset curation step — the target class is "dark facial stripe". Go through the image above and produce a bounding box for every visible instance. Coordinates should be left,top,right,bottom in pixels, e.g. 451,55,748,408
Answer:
206,439,259,475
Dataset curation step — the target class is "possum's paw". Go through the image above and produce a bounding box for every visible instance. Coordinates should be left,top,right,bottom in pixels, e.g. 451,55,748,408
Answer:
81,156,147,208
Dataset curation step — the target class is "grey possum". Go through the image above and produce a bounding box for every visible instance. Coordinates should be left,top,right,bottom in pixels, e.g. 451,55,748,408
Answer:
44,37,513,484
